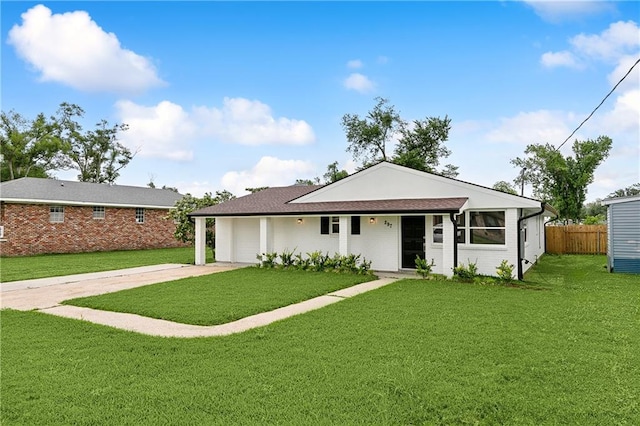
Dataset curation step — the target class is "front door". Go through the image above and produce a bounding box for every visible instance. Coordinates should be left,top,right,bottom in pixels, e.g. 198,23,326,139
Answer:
401,216,425,268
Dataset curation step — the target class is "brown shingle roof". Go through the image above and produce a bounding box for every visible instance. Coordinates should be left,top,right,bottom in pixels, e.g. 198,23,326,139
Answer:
190,185,467,217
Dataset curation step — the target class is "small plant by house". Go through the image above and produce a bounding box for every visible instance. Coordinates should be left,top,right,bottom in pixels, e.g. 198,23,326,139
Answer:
496,259,515,283
453,260,479,282
415,256,435,279
256,252,278,268
257,250,373,275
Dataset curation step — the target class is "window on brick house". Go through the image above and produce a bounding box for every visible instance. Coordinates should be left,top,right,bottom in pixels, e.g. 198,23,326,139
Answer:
93,206,105,219
135,208,145,223
50,206,64,223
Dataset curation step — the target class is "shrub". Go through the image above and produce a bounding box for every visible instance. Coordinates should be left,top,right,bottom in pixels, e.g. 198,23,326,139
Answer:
453,260,478,281
307,251,330,272
415,256,435,279
496,260,515,283
256,252,278,268
279,249,296,269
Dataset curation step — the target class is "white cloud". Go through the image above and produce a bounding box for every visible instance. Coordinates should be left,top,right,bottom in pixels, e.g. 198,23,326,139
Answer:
343,73,375,93
540,50,581,68
193,97,315,145
346,59,363,69
540,21,640,73
115,97,315,161
7,4,164,94
570,20,640,62
220,157,317,195
607,54,640,91
173,181,215,197
485,110,574,146
523,0,616,23
115,100,196,161
600,89,640,133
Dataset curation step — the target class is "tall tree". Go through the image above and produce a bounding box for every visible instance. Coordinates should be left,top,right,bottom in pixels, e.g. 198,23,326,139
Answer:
57,102,132,184
511,136,612,223
323,161,348,183
341,97,401,166
0,110,67,181
342,98,457,176
492,180,518,195
393,116,457,177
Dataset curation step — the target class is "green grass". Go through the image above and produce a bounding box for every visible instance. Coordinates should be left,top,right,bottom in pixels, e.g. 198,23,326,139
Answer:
0,247,213,282
2,255,639,424
63,268,377,325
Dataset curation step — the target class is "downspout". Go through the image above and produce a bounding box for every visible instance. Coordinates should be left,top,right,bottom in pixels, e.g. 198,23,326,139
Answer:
449,212,458,269
517,203,547,280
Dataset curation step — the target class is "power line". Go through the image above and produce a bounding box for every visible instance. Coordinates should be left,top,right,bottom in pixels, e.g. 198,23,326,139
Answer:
556,56,640,151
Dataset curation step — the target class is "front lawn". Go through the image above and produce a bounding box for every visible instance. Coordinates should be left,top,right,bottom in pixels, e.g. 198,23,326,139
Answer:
63,268,376,325
0,247,212,282
2,255,638,424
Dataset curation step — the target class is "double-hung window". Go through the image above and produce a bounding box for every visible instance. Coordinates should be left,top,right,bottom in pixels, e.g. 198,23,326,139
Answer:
50,206,64,223
93,206,105,219
469,211,505,245
135,208,145,224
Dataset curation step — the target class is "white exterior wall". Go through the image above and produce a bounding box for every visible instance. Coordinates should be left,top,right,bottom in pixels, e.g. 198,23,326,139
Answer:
234,218,260,263
425,215,444,274
522,215,546,274
215,218,233,262
457,209,518,276
271,217,338,255
351,216,399,271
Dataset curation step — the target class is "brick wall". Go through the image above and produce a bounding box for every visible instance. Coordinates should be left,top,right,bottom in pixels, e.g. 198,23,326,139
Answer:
0,203,188,257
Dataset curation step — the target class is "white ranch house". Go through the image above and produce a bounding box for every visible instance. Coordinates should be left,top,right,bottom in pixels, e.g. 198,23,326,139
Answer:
190,162,556,279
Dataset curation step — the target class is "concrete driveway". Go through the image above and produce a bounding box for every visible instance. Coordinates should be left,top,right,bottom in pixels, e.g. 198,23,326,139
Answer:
1,264,400,338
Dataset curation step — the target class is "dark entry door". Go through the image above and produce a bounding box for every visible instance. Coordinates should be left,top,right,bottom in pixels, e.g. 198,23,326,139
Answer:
401,216,425,269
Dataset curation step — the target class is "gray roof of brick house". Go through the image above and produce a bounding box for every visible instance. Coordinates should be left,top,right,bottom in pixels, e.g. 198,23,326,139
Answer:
0,177,183,208
190,185,468,217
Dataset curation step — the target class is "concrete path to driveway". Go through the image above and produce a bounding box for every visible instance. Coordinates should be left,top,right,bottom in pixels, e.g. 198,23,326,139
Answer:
1,264,401,338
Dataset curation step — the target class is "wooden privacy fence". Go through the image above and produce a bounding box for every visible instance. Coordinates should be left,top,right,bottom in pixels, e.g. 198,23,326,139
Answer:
545,225,607,255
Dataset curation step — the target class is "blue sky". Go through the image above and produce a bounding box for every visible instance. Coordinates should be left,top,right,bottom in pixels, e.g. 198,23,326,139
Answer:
2,1,638,201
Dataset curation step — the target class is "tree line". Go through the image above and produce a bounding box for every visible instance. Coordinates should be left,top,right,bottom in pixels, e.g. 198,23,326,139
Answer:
2,99,634,230
1,103,132,184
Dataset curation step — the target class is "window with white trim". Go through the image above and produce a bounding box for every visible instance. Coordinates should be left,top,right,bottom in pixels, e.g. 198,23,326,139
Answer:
50,206,64,223
433,215,443,243
135,208,145,224
331,216,339,234
432,214,465,243
93,206,105,219
469,211,505,245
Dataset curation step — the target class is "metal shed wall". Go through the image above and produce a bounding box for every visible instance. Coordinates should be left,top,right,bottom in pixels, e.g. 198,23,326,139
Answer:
608,199,640,273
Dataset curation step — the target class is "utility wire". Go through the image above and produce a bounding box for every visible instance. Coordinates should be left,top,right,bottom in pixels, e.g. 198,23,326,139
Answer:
556,57,640,151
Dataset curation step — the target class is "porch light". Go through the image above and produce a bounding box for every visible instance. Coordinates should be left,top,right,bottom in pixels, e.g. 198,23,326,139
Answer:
297,218,303,224
369,217,376,224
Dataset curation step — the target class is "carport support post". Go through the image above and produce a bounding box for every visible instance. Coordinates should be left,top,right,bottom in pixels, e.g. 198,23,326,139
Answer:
194,217,207,265
259,217,272,255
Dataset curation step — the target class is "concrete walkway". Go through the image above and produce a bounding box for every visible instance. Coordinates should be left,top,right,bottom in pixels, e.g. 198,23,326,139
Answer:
1,264,400,338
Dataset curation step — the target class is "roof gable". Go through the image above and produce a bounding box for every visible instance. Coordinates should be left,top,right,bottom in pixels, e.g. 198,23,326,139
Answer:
0,177,183,208
293,162,542,210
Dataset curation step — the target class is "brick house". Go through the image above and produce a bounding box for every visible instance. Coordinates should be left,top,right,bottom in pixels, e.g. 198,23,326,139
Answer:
0,178,186,256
